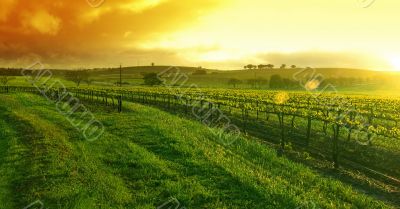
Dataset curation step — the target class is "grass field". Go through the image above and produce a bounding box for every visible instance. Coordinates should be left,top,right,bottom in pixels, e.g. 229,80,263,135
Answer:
4,66,400,93
0,93,396,208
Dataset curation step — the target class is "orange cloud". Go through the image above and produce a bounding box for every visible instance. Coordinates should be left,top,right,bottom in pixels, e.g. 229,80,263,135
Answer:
21,10,61,35
0,0,225,68
0,0,16,21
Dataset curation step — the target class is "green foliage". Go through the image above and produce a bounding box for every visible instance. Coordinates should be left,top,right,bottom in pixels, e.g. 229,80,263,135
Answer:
64,70,89,87
0,93,393,208
143,73,163,86
0,76,15,86
192,69,207,75
227,78,242,88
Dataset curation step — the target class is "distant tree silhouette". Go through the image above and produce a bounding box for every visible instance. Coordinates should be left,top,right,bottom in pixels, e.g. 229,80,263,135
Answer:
143,73,162,86
291,65,297,69
245,64,256,70
85,78,95,86
0,69,15,85
280,64,286,69
228,78,242,88
258,64,267,70
65,70,89,87
266,64,274,69
0,76,15,86
192,69,207,75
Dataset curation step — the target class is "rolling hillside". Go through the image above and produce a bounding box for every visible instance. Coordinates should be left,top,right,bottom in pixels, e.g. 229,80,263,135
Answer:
0,93,394,208
2,66,400,92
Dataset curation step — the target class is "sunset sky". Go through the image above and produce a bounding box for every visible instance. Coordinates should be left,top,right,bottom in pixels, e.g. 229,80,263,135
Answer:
1,0,400,70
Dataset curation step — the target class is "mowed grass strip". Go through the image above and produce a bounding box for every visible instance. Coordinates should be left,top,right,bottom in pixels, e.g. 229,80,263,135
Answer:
0,93,395,209
0,94,132,209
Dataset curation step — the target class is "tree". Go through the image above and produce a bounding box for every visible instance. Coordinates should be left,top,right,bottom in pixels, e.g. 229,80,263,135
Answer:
291,65,297,69
269,74,284,89
64,70,89,87
245,64,256,70
0,76,15,86
0,70,16,86
192,69,207,75
258,64,267,70
228,78,242,88
280,64,286,69
143,73,162,86
266,64,274,69
85,78,95,86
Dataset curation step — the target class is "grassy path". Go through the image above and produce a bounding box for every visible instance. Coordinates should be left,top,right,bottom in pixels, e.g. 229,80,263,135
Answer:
0,93,395,208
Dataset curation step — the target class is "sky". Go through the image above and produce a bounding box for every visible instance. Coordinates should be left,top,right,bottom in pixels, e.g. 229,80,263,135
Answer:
1,0,400,71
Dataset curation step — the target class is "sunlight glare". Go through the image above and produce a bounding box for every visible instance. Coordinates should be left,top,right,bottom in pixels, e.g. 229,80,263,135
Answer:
388,55,400,71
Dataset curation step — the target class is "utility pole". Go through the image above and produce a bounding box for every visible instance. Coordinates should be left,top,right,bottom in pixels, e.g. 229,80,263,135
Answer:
120,64,122,88
118,64,122,113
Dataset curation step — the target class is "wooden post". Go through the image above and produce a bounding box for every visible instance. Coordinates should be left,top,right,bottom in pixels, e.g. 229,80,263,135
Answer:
332,123,340,169
256,101,259,120
118,65,122,113
209,102,213,123
332,111,342,169
306,116,312,146
278,112,285,156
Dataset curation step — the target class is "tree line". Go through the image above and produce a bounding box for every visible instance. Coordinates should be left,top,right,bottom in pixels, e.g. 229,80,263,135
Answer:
228,74,298,89
243,64,298,70
227,74,383,89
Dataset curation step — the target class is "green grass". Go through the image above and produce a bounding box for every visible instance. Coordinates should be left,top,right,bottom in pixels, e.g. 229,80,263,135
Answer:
5,66,400,94
0,93,396,208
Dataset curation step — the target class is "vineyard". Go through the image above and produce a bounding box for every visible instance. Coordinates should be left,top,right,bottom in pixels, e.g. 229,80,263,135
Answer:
1,92,397,208
1,86,400,185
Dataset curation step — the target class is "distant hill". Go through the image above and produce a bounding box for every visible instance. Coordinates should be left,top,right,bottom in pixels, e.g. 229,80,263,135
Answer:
0,65,217,77
91,66,218,75
0,66,396,78
1,66,399,92
86,66,398,79
182,67,400,90
210,68,396,79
